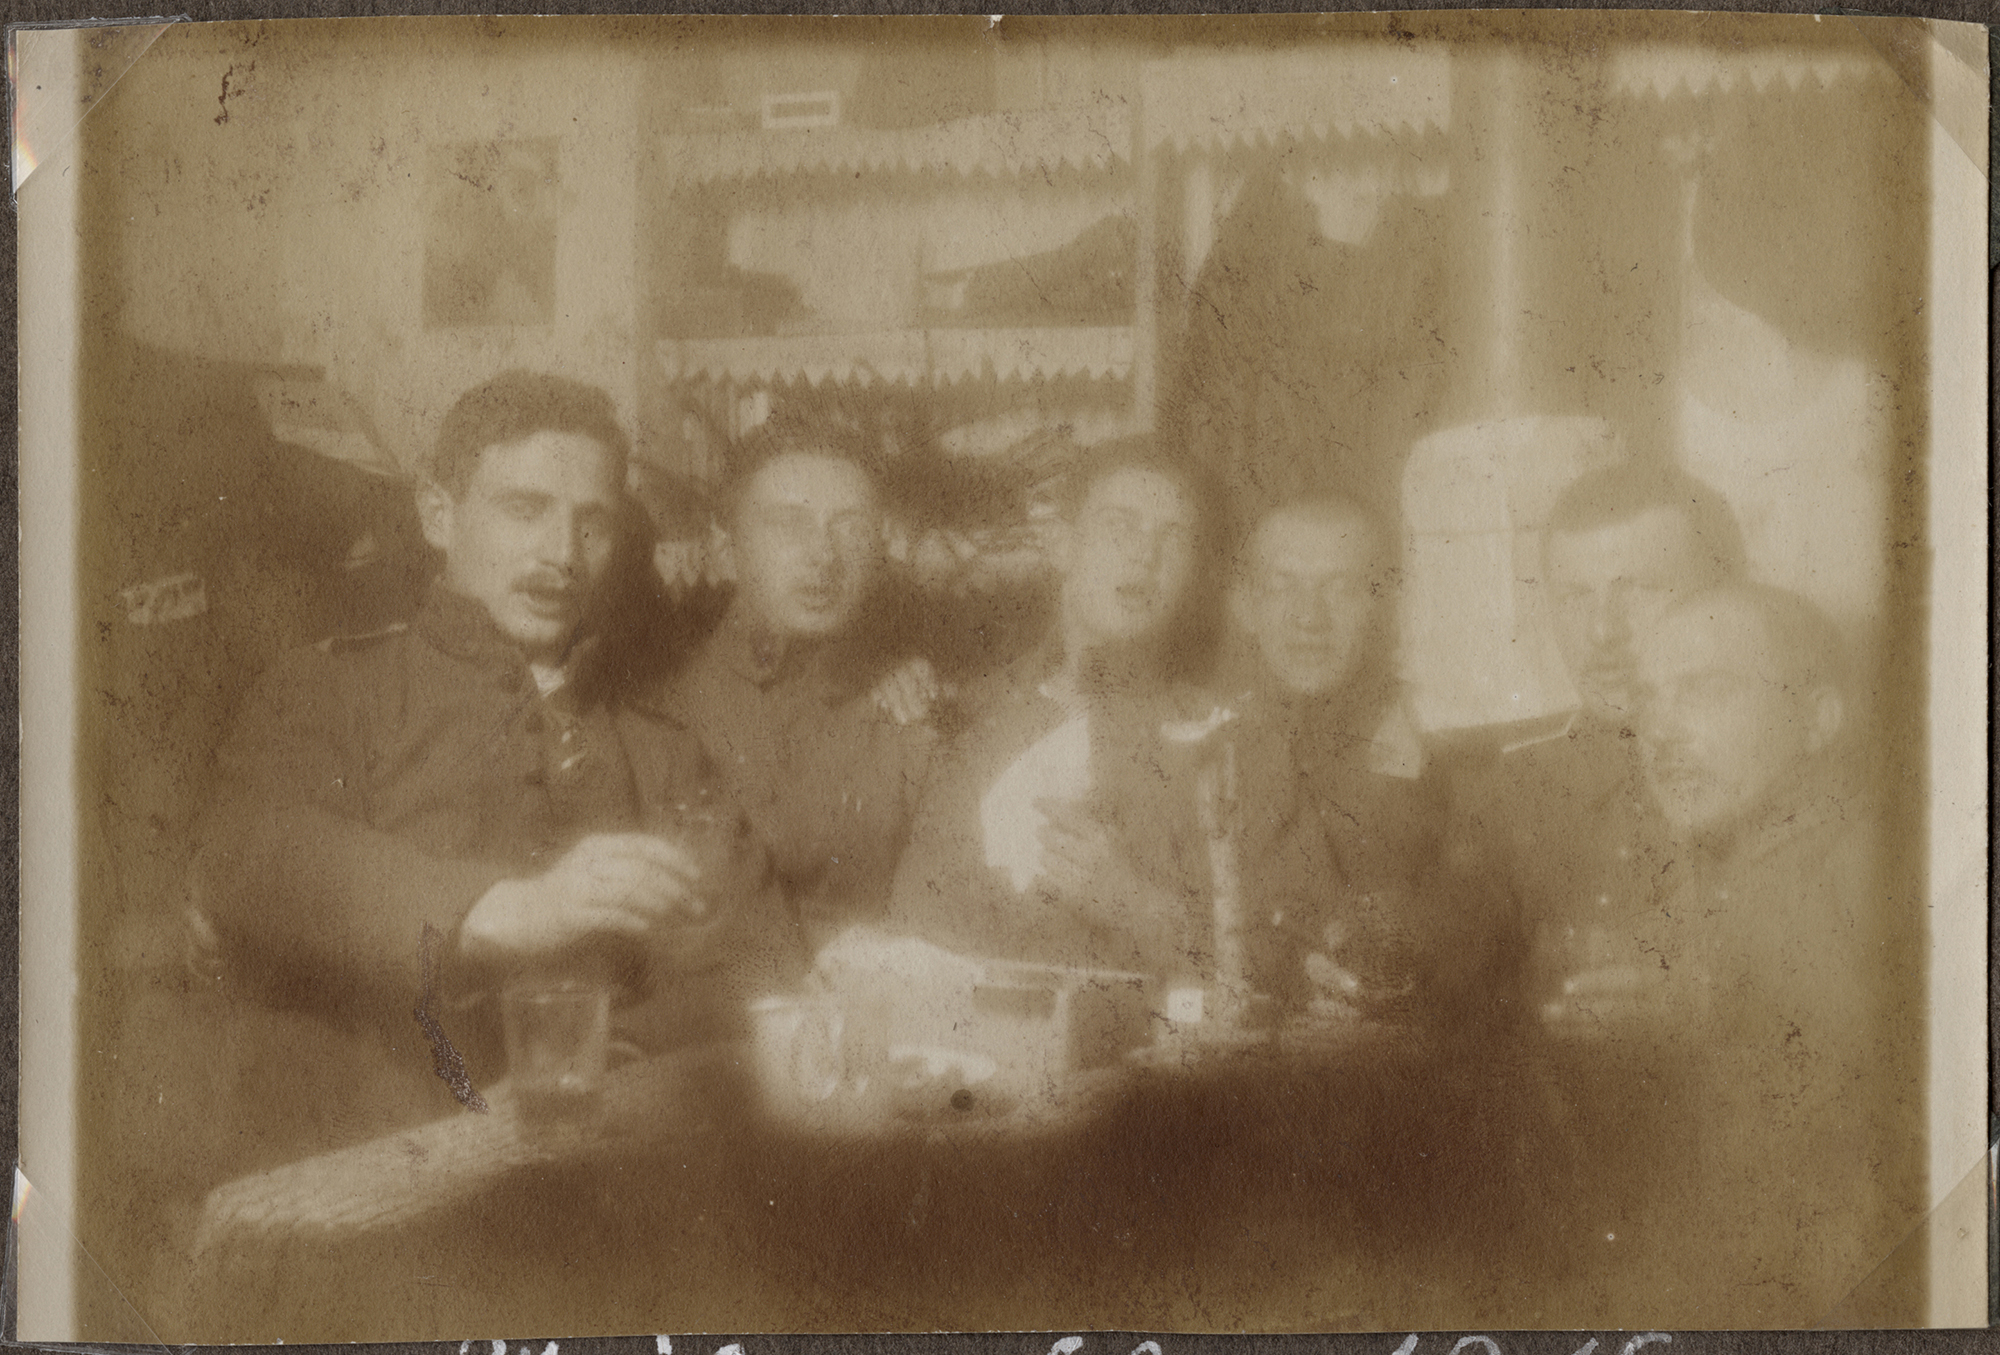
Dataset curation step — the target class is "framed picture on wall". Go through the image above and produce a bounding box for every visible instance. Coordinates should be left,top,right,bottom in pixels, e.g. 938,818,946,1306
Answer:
423,137,559,327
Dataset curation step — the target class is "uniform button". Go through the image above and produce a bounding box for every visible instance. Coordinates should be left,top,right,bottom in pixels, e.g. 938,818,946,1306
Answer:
1596,893,1611,907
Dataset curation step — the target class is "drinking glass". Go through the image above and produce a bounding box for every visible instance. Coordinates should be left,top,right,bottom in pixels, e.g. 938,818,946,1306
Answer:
502,979,612,1124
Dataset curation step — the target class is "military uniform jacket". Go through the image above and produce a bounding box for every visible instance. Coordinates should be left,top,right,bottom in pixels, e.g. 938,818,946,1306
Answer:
1587,764,1908,1324
660,607,935,946
1438,714,1675,1018
191,585,801,1166
1221,680,1461,1012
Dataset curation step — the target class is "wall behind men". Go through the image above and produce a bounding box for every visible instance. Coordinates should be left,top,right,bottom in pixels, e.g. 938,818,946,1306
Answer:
100,18,658,475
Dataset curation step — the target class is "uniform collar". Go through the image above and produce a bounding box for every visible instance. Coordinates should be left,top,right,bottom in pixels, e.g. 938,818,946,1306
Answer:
414,581,604,691
1213,640,1401,760
708,603,818,690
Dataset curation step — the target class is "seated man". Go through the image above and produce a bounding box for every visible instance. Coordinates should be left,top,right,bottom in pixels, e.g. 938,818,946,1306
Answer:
1543,582,1910,1325
1423,461,1748,1286
660,417,937,948
880,437,1224,979
1441,459,1748,1014
1216,496,1474,1022
190,371,800,1175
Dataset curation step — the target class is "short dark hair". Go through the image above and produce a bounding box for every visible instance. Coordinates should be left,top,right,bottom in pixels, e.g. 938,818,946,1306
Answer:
1545,460,1747,586
431,370,631,498
1233,494,1402,713
718,406,881,521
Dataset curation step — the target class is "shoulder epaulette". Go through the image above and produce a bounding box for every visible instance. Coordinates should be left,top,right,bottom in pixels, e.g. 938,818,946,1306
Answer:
314,621,410,654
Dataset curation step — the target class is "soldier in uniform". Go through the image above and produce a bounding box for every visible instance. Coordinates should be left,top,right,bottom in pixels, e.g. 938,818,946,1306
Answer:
1433,459,1749,1293
1542,582,1908,1325
659,418,939,950
1213,495,1454,1016
1207,495,1525,1280
185,370,800,1208
1448,461,1747,1001
879,436,1228,978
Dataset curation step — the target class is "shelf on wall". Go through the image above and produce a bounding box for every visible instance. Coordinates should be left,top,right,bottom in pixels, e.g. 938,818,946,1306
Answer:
1608,45,1897,100
1139,46,1453,152
657,326,1136,387
656,106,1134,187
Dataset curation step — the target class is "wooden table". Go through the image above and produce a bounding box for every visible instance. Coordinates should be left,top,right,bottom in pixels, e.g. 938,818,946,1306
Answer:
179,1043,756,1341
725,1009,1553,1330
174,1013,1562,1336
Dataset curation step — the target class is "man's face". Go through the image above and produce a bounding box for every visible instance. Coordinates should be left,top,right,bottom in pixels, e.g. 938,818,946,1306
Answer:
1230,508,1378,697
420,430,623,663
730,452,882,640
1059,467,1199,652
1634,600,1818,836
1545,506,1710,720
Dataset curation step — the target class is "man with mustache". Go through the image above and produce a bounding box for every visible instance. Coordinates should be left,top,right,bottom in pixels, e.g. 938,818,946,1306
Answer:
1539,583,1907,1325
190,371,798,1175
660,418,938,949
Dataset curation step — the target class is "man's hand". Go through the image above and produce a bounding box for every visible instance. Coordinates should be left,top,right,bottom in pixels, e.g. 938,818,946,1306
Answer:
461,833,704,964
1304,916,1419,1017
1303,950,1368,1005
870,656,946,726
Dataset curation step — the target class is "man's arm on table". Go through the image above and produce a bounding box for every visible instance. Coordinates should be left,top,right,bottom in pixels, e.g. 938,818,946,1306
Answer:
194,649,705,1008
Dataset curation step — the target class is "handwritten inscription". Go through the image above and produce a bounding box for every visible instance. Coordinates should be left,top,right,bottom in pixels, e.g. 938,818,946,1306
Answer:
465,1334,1672,1355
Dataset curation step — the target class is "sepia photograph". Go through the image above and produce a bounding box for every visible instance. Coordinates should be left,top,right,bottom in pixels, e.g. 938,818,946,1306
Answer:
13,11,1989,1343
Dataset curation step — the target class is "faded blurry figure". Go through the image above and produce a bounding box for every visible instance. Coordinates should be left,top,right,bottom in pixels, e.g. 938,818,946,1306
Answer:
1054,463,1201,660
740,438,1226,1318
1544,501,1713,723
1216,499,1453,1016
1439,462,1747,1005
1200,497,1542,1272
662,420,938,947
1543,583,1903,1325
1430,460,1749,1294
882,438,1222,978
